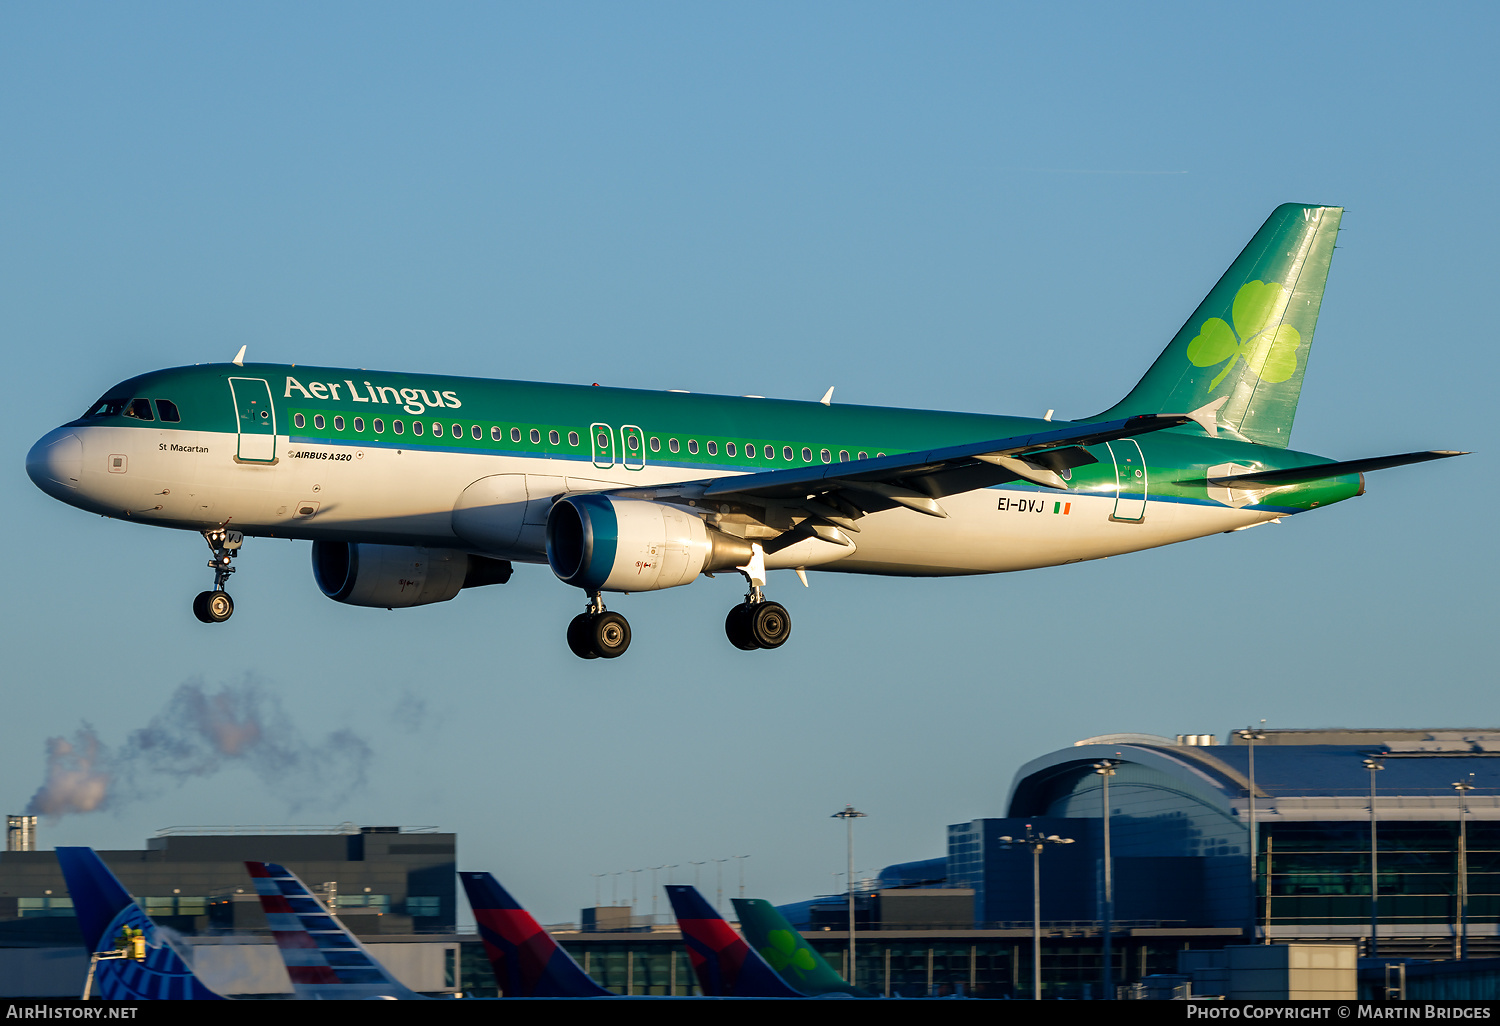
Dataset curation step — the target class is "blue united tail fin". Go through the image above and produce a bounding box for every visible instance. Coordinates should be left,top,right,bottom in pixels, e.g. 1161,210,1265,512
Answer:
460,872,613,997
56,847,224,1000
246,861,421,1000
664,885,806,998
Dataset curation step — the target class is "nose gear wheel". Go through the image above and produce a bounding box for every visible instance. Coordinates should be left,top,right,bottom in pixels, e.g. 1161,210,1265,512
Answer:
194,528,243,624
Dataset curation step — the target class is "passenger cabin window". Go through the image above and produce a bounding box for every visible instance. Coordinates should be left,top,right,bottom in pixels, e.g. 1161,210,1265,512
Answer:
549,430,560,445
726,442,737,457
650,437,660,452
413,421,424,436
706,441,717,456
669,438,680,453
393,420,404,434
821,449,831,463
745,443,756,458
783,446,794,461
451,423,461,437
354,417,364,432
374,418,384,433
334,416,345,431
838,450,848,462
156,400,181,422
802,447,812,463
313,414,325,430
530,429,541,444
124,398,154,421
858,451,868,460
491,426,501,441
294,413,306,429
473,425,482,440
568,431,579,446
511,427,521,443
687,440,698,454
431,422,442,437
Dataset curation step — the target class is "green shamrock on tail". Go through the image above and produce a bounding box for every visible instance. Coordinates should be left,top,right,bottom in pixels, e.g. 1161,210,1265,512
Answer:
760,929,817,979
1186,280,1301,390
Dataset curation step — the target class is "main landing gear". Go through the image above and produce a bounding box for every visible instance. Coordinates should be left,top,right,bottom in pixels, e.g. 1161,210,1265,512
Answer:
566,594,632,659
723,544,792,651
192,528,242,624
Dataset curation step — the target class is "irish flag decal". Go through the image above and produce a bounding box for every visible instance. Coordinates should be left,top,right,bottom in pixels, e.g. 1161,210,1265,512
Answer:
1053,502,1072,515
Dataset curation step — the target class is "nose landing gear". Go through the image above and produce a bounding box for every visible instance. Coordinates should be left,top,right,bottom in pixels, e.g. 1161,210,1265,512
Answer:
193,528,242,624
723,543,792,651
566,594,632,659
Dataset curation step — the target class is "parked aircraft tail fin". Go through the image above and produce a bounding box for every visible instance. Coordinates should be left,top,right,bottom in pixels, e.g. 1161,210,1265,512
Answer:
663,884,805,997
459,872,613,997
245,861,420,999
1094,203,1343,448
731,897,868,996
56,846,224,1000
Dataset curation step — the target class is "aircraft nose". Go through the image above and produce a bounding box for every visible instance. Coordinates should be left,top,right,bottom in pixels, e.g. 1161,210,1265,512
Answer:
26,429,83,499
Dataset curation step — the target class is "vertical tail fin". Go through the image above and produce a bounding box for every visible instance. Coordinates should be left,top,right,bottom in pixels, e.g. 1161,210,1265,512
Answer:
731,897,867,996
1094,203,1343,447
663,885,805,998
55,847,224,1000
246,861,420,1000
459,872,612,997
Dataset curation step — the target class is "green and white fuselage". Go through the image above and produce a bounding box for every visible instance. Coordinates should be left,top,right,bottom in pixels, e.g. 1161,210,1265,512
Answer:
27,365,1357,570
25,204,1460,654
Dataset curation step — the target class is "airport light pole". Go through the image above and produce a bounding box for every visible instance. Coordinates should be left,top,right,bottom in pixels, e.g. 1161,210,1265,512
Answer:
832,805,867,987
713,859,730,914
998,824,1074,1000
1454,776,1475,959
1094,759,1119,998
1363,757,1384,957
735,854,750,898
1236,726,1267,941
690,861,706,889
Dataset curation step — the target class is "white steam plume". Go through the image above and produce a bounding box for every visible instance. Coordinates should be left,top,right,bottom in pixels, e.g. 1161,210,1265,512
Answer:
26,678,372,819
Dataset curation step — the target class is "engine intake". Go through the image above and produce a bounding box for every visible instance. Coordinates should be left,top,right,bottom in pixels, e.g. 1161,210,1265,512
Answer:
312,541,512,608
546,495,752,593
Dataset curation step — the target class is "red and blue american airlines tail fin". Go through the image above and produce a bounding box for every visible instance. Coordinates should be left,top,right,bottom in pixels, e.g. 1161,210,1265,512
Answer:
460,872,613,997
664,884,806,998
56,847,224,1000
246,861,421,1000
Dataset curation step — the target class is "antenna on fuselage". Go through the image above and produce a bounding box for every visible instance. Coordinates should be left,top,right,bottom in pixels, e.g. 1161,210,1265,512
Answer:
231,345,246,367
819,386,835,406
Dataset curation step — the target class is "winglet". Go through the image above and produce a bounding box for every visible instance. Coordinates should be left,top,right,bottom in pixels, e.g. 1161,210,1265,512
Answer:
1187,396,1228,436
819,387,834,406
231,345,247,367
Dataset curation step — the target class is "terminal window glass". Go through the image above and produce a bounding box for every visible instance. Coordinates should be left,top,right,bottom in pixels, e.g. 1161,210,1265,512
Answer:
407,896,441,916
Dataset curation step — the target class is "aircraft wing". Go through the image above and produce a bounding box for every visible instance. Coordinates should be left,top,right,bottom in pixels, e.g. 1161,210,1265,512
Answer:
623,409,1211,524
1183,450,1467,488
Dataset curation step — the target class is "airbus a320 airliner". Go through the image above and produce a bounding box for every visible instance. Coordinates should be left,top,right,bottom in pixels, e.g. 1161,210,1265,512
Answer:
26,204,1462,659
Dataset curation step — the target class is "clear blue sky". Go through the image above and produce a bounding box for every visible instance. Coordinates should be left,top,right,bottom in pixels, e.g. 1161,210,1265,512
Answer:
3,2,1494,925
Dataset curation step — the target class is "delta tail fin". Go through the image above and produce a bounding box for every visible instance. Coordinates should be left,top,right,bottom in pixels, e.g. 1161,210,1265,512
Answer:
663,884,806,997
246,861,421,999
731,897,868,996
1095,203,1343,448
56,847,224,1000
459,872,613,997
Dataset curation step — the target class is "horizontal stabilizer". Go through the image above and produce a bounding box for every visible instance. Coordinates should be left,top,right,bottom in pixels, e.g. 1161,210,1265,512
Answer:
1182,450,1467,488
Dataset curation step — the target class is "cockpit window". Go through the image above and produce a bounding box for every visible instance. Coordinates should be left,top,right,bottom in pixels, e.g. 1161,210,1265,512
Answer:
83,396,130,419
83,396,156,420
156,400,181,422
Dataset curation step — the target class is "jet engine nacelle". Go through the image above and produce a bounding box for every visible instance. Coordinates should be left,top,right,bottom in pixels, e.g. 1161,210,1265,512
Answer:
546,495,753,593
312,541,512,608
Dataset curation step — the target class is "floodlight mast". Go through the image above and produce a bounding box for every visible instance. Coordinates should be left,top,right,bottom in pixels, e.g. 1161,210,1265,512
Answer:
832,805,867,987
1235,726,1267,941
1094,759,1120,998
998,824,1074,1000
1363,757,1385,957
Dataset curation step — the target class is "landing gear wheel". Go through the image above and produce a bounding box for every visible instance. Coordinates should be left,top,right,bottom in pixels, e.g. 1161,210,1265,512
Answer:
590,611,631,658
567,613,600,659
194,590,234,623
725,603,760,650
749,601,791,649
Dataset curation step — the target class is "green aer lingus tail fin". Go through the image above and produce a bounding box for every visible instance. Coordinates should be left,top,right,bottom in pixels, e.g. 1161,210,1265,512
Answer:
730,898,869,997
1094,203,1343,447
